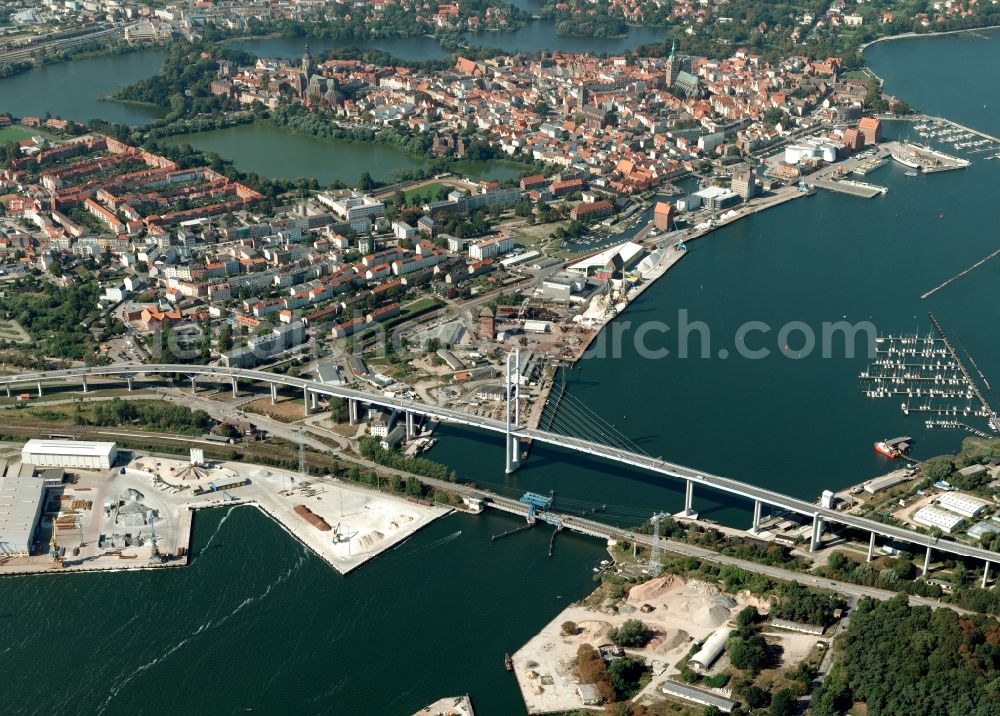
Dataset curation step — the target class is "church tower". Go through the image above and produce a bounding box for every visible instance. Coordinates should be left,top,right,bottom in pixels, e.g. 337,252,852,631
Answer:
302,42,312,79
665,39,680,87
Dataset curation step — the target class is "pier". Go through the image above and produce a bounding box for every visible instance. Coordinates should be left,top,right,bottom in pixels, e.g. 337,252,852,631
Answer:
812,177,888,198
928,313,996,424
921,245,1000,299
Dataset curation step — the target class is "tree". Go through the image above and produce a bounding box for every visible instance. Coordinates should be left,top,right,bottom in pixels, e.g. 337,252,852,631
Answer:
735,605,759,629
727,633,768,671
608,656,646,698
608,619,648,648
768,688,797,716
738,684,771,709
358,171,377,191
561,620,578,636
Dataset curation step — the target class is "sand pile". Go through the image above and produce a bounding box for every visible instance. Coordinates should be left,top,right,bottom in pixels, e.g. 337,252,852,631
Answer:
576,620,611,642
627,574,684,604
389,514,415,530
648,628,690,652
736,590,773,614
358,531,385,551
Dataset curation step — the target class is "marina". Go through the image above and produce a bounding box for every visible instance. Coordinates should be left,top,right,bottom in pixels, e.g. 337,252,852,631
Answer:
858,316,997,430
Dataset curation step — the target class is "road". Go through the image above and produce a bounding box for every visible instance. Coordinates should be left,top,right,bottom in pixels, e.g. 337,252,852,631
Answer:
3,363,998,569
10,380,973,615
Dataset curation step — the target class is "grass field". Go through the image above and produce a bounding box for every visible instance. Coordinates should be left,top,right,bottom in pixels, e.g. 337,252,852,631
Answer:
0,320,32,344
0,125,58,145
397,182,451,205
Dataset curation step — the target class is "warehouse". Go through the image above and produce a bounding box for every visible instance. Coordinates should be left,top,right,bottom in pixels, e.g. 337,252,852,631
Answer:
0,473,46,555
912,505,965,534
936,492,989,519
662,681,737,713
688,624,730,672
21,440,118,470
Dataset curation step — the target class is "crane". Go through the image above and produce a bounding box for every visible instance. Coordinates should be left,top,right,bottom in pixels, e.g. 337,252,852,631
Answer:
148,510,164,563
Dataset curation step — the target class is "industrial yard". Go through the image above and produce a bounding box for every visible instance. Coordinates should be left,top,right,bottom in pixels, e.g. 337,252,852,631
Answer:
0,440,448,576
511,574,775,714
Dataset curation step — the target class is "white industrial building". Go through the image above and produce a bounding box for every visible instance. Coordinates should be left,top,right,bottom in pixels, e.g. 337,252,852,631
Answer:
21,440,118,470
912,505,965,534
688,624,730,672
936,492,989,519
0,473,46,555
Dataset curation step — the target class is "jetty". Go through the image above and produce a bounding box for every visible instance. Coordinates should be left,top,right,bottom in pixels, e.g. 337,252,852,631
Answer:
928,313,997,427
812,177,888,198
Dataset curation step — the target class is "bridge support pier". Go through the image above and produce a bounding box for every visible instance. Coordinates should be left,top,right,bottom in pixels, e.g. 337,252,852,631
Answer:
923,545,933,576
6,385,10,398
348,399,359,425
270,383,277,405
505,434,521,474
190,377,197,394
683,480,695,517
303,387,312,416
310,391,317,411
126,377,133,392
36,381,42,397
406,411,415,439
81,375,88,393
810,513,823,552
750,500,762,534
231,377,239,399
867,531,876,562
984,561,991,589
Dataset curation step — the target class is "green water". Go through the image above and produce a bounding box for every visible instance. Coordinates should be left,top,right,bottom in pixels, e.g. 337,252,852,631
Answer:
463,23,667,54
0,49,168,126
2,507,602,715
160,122,526,186
228,35,449,62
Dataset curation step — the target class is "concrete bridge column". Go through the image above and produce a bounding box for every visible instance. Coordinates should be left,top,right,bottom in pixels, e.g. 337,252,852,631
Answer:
270,383,277,405
126,377,133,392
984,561,991,589
303,387,312,416
36,381,42,397
5,384,10,398
231,377,238,399
505,434,521,474
348,399,359,425
81,375,88,393
683,480,695,517
310,391,317,411
405,411,415,439
810,513,823,552
190,376,197,394
923,545,933,576
867,531,876,562
750,500,762,534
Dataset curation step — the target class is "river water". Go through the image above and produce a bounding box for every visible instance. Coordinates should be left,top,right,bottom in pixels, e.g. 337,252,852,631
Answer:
0,29,998,716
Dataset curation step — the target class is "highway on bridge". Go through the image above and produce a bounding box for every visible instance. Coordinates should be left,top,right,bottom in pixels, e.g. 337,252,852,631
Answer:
3,363,997,572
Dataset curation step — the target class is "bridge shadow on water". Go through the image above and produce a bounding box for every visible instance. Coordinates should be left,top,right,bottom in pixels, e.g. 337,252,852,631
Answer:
431,423,763,530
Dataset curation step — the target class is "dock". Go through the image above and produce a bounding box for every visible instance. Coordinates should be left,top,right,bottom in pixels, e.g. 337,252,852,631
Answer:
928,313,997,427
413,695,474,716
812,177,888,198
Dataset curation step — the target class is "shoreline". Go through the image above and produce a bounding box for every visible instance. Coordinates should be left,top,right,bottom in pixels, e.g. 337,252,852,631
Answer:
0,458,451,579
860,23,1000,52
